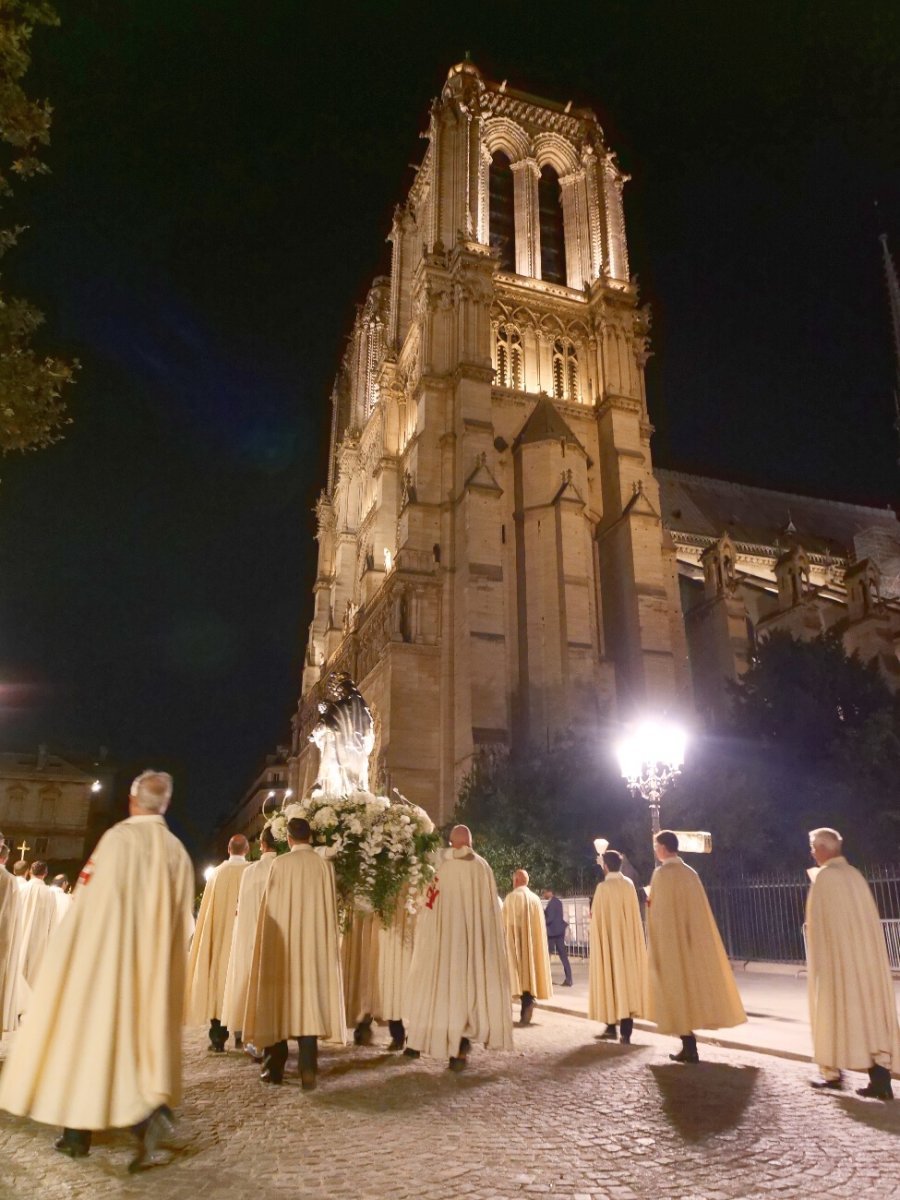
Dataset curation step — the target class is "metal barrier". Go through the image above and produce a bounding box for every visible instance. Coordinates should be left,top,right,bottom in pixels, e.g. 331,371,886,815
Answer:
560,866,900,967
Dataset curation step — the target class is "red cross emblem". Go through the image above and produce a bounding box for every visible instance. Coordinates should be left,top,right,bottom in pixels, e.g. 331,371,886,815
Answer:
78,859,95,887
425,880,440,910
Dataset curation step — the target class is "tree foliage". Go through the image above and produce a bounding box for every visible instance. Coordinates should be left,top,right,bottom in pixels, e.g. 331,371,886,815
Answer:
453,732,652,895
666,631,900,873
453,633,900,889
0,0,76,454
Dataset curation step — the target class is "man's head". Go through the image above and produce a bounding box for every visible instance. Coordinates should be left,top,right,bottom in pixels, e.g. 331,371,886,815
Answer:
809,827,842,867
449,824,472,849
602,850,623,875
513,868,529,889
228,834,249,858
287,817,311,845
50,874,68,891
30,861,48,880
260,826,277,854
0,842,9,867
129,770,173,816
541,888,554,900
654,830,679,862
12,860,28,878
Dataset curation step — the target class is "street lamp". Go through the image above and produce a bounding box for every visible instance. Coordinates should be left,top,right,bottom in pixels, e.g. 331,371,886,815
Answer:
203,865,216,883
616,718,686,837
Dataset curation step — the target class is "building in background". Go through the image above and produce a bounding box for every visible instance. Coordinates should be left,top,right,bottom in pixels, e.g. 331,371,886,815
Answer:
293,61,691,823
0,745,116,875
214,746,291,850
286,62,900,826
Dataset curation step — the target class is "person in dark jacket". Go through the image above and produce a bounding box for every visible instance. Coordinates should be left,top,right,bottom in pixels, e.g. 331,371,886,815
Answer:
541,889,573,986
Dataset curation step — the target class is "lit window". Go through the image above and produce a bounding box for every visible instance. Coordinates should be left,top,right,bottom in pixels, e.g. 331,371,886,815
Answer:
552,339,579,402
539,166,566,285
496,325,523,390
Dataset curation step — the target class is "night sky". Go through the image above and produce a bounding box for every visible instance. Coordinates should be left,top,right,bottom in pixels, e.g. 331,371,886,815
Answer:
0,1,897,853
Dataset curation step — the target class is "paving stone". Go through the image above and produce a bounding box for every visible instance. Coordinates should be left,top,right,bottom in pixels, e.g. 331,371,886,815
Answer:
2,1011,899,1198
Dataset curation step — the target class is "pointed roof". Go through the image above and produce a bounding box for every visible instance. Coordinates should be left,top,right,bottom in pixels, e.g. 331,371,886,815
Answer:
513,396,584,453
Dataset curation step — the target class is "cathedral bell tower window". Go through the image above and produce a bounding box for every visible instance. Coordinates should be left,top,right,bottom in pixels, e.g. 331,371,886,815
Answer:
489,152,516,273
496,325,523,390
538,165,566,285
552,339,578,402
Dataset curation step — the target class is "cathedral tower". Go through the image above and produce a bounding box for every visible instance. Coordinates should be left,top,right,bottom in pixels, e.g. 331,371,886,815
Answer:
293,61,690,821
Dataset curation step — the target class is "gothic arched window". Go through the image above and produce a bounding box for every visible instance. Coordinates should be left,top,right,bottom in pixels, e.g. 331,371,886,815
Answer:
489,152,516,273
552,339,578,401
496,325,523,390
538,165,566,285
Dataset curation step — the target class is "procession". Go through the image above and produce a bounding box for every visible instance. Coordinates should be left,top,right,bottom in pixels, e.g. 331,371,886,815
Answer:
0,674,897,1177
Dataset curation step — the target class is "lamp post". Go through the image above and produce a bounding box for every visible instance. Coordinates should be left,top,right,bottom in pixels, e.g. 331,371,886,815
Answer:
616,719,686,838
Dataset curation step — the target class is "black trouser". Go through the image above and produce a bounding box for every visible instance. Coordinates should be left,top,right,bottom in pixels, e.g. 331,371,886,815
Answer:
548,935,572,984
209,1017,229,1049
388,1019,406,1044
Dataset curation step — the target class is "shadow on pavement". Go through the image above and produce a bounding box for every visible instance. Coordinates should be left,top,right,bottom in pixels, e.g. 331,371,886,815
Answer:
551,1043,642,1073
833,1094,900,1131
314,1066,499,1112
649,1063,759,1142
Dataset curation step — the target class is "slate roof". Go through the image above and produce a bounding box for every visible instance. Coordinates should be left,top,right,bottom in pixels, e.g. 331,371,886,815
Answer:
655,469,900,558
513,396,584,451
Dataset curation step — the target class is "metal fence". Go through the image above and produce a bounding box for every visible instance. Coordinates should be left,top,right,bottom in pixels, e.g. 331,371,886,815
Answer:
561,864,900,967
701,864,900,965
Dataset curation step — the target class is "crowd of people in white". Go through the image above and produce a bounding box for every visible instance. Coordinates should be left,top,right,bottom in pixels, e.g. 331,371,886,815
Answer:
0,769,898,1174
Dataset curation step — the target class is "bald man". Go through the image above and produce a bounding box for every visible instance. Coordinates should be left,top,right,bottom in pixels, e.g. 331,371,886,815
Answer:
405,826,512,1070
185,835,250,1052
502,869,552,1025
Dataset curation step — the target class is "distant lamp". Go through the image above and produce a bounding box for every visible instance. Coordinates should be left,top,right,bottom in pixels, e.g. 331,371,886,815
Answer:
616,718,686,837
203,865,215,883
284,789,293,799
90,779,102,793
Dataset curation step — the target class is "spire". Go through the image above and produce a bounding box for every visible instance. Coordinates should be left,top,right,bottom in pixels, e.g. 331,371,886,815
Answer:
878,232,900,467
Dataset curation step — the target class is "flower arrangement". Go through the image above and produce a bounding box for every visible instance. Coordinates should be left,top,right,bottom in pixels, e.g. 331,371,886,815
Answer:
271,789,442,926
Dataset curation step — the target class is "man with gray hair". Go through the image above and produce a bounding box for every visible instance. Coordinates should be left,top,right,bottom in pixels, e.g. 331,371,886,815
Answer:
806,827,900,1100
0,770,195,1169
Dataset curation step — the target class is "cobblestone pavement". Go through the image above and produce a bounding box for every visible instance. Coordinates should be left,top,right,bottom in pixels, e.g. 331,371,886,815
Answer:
1,1009,898,1200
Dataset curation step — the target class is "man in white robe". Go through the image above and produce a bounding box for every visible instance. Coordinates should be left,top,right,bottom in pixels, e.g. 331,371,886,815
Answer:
404,825,513,1071
49,874,72,924
647,830,746,1063
0,840,22,1037
0,771,194,1169
16,860,58,990
220,825,278,1048
806,827,900,1100
589,849,648,1044
502,869,552,1026
184,833,249,1051
243,817,345,1089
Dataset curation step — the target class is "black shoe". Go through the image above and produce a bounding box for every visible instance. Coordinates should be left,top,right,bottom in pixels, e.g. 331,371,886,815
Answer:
260,1065,284,1084
810,1075,844,1091
519,1002,535,1027
403,1047,420,1059
448,1056,466,1072
353,1019,374,1047
55,1129,91,1159
856,1083,894,1100
260,1041,288,1084
857,1066,893,1100
597,1025,618,1041
670,1036,699,1064
560,980,573,987
128,1107,173,1173
620,1019,633,1045
387,1020,406,1051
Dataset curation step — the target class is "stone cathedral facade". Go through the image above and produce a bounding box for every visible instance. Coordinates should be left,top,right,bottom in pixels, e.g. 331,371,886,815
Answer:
292,61,690,821
288,61,900,827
